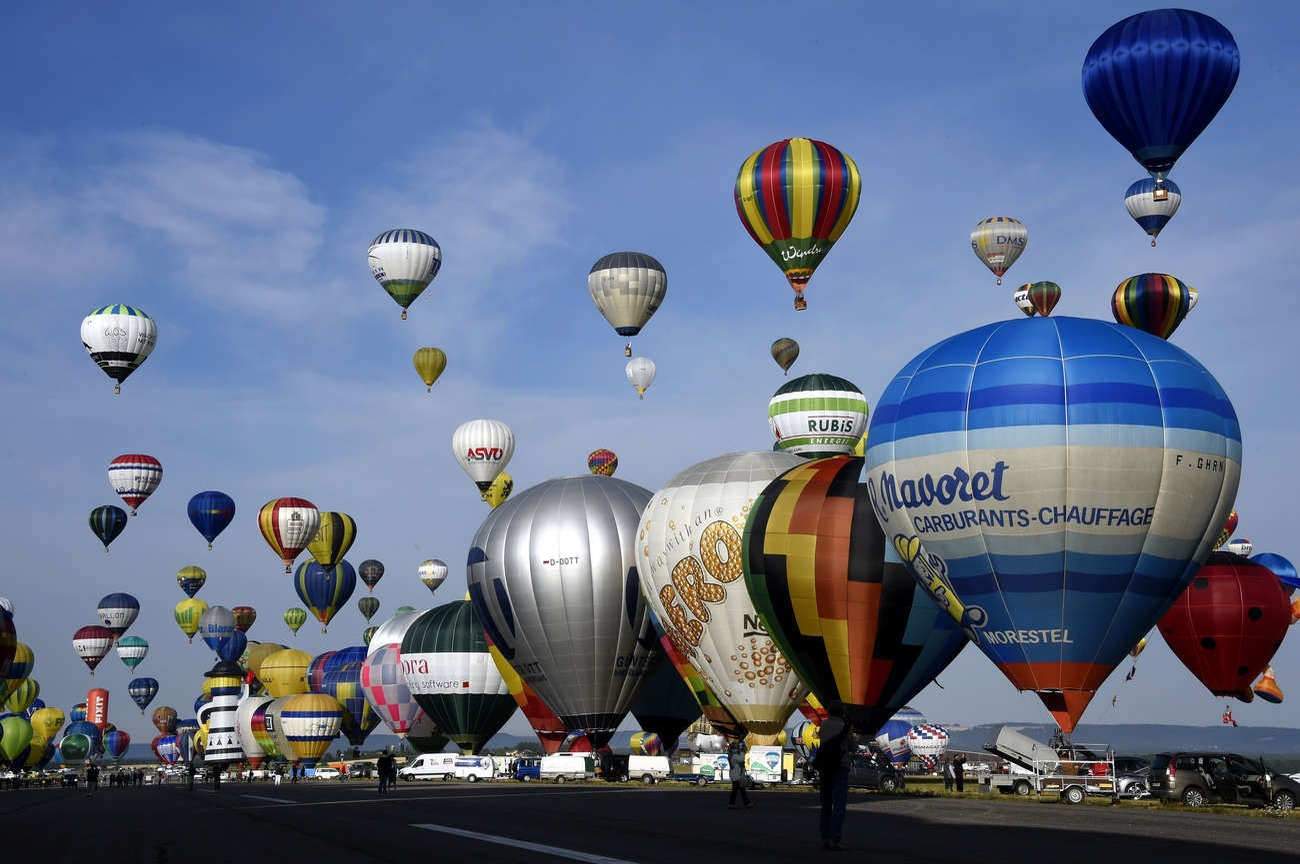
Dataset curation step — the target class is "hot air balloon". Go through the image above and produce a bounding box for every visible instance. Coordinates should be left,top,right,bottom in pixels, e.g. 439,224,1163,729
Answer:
174,598,207,643
469,475,657,747
970,217,1028,287
244,642,284,686
361,610,445,751
1254,667,1284,704
1083,9,1239,182
72,625,114,674
588,252,667,356
198,606,236,657
418,559,447,595
587,449,619,477
152,706,177,736
261,648,311,697
485,628,566,754
258,497,320,573
66,720,102,755
792,720,820,760
734,137,861,311
0,715,33,769
176,565,207,599
127,676,159,713
80,304,157,394
628,651,701,753
1125,178,1182,245
218,630,248,664
294,561,357,633
770,338,799,375
482,472,513,509
452,419,515,493
362,626,377,645
1158,553,1290,702
1112,273,1198,340
284,607,308,637
1224,538,1254,558
625,356,655,399
4,678,38,714
413,347,447,392
368,228,441,319
316,647,381,748
89,505,127,551
235,695,276,766
2,640,32,698
358,559,384,592
107,454,162,514
744,456,969,734
1215,512,1239,550
629,731,664,756
59,732,91,766
906,723,950,764
97,592,139,637
874,710,917,765
1025,281,1061,317
277,693,343,766
1253,553,1300,593
22,739,54,771
358,597,380,623
637,452,809,738
188,491,235,549
31,707,63,743
401,601,516,754
104,729,130,762
308,651,336,694
232,605,257,634
115,635,148,670
1012,286,1035,317
69,702,87,723
768,373,868,458
307,511,357,568
864,316,1240,733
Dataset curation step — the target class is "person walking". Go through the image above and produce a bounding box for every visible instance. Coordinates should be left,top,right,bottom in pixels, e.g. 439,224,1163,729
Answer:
377,752,392,795
726,739,751,809
942,757,955,792
814,701,853,851
953,753,967,793
273,766,282,787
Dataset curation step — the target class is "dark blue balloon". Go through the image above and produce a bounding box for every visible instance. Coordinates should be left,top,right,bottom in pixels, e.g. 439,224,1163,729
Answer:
293,560,357,633
217,629,248,663
1251,553,1300,593
1083,9,1240,178
89,505,128,550
24,698,45,719
187,491,236,548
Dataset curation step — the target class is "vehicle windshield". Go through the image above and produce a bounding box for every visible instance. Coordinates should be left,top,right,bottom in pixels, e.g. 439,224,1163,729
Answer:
1150,755,1171,774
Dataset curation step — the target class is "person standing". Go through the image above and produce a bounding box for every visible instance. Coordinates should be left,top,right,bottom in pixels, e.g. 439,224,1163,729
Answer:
942,757,955,792
814,701,854,851
953,753,966,793
727,739,751,809
377,751,393,795
86,764,100,793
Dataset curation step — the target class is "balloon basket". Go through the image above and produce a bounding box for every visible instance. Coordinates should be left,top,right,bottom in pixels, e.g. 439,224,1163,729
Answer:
624,343,632,357
114,384,121,395
400,310,408,320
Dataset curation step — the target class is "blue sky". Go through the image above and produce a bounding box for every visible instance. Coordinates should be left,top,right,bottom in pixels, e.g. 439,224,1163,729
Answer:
3,1,1299,743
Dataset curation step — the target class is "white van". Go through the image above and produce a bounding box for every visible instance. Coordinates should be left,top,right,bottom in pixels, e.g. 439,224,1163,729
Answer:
628,755,671,784
452,756,494,782
541,753,595,783
399,753,458,781
745,747,785,785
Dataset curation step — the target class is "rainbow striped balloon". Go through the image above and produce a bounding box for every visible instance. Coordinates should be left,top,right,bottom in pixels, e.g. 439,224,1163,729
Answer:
1112,273,1198,340
734,138,861,310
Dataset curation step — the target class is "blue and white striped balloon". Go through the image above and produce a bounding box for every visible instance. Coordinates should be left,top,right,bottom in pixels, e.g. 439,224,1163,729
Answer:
1124,178,1181,245
864,316,1239,732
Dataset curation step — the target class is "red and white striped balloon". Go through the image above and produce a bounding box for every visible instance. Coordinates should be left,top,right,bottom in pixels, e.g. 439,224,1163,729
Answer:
73,625,115,674
257,497,320,573
107,454,163,514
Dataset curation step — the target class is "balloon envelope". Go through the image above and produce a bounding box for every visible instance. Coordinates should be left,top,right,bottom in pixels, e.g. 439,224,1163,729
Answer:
80,304,156,393
258,497,320,572
864,316,1240,732
107,454,162,513
769,373,867,458
89,505,128,550
187,492,235,548
452,419,515,493
97,592,140,636
359,559,385,591
368,228,441,318
588,252,667,348
294,561,357,632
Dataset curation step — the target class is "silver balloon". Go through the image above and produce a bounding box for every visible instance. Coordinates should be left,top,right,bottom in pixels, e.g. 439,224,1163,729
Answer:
468,475,656,748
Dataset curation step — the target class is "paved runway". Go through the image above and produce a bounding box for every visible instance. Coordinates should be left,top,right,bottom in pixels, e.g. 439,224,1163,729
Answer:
3,779,1298,863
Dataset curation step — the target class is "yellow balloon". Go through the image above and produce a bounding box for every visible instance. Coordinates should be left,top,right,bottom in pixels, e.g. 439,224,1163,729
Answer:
307,511,357,568
260,648,311,697
174,598,208,643
413,347,447,392
30,707,64,742
482,471,513,509
244,642,286,684
281,693,344,764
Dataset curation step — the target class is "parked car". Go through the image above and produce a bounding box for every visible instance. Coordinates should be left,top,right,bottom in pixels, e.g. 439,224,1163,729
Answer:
314,767,341,780
1114,756,1150,799
399,753,459,781
1149,752,1300,809
846,755,905,793
599,754,671,784
514,757,541,782
541,753,594,783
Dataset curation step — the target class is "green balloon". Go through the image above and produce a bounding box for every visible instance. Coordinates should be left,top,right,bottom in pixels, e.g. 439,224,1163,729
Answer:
59,732,91,765
0,715,33,769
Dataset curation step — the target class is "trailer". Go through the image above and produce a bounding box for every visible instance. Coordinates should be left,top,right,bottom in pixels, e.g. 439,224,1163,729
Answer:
984,726,1117,804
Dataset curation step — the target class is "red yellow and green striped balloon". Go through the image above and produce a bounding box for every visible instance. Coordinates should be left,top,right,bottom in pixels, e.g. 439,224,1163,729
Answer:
734,138,861,311
1111,273,1198,340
